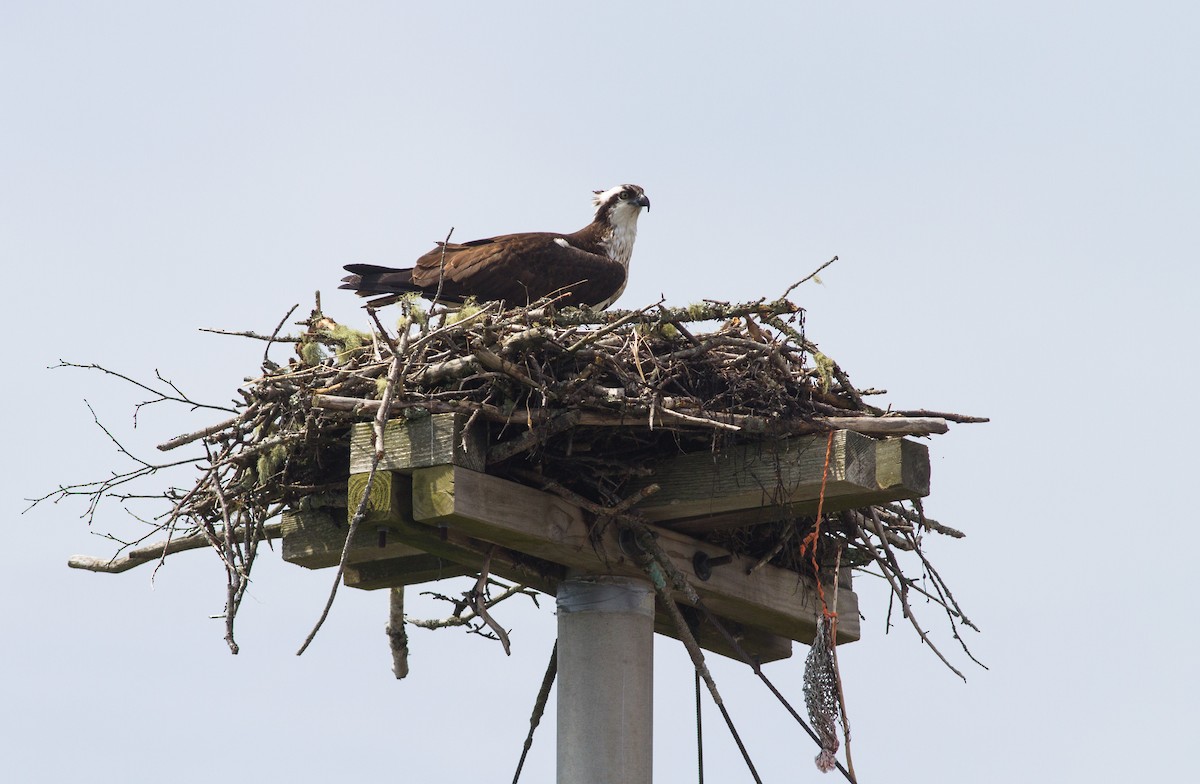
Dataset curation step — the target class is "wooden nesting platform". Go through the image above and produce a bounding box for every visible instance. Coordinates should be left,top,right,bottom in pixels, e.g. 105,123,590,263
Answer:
281,413,931,664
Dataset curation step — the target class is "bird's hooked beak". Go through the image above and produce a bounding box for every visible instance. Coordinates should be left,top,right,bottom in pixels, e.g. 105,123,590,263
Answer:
635,193,651,211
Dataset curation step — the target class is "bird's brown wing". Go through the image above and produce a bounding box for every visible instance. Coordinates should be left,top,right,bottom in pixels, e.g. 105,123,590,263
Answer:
410,233,624,307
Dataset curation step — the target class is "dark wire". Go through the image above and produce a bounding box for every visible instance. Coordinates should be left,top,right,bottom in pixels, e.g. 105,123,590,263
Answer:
695,670,705,784
673,598,762,783
708,684,763,783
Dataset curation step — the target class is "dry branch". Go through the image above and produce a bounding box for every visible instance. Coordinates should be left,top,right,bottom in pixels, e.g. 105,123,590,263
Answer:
387,587,409,679
68,521,284,573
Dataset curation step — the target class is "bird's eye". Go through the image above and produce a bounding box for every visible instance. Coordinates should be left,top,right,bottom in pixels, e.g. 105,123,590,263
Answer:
618,191,630,200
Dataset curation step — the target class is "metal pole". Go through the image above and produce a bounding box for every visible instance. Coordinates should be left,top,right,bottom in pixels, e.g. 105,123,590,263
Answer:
557,574,655,784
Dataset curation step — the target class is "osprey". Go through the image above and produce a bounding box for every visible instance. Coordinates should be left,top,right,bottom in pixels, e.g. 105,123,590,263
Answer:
340,184,650,309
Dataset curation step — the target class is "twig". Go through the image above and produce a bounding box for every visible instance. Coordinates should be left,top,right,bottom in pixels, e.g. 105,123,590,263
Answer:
469,549,513,655
408,582,536,631
474,348,540,390
892,408,990,424
488,411,580,464
262,302,300,365
850,511,966,681
564,298,664,353
297,303,412,656
156,415,243,452
781,255,838,300
206,441,254,654
432,227,454,305
747,519,803,576
656,406,742,432
198,327,302,342
53,361,237,415
884,501,966,539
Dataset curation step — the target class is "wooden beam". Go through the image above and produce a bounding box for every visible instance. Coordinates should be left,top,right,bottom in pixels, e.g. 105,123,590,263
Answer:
344,555,471,590
628,430,929,534
343,471,793,662
341,558,790,661
409,464,859,645
281,496,430,570
346,468,562,591
662,604,793,663
349,413,486,475
876,437,930,497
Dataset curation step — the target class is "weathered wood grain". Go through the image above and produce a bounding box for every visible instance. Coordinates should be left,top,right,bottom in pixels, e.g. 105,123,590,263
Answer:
660,605,793,663
343,555,471,590
349,412,486,475
630,430,929,534
340,469,782,648
346,468,561,589
409,464,859,645
281,489,427,570
343,470,793,662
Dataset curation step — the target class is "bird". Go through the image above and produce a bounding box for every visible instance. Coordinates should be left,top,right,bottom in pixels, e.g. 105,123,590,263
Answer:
340,184,650,310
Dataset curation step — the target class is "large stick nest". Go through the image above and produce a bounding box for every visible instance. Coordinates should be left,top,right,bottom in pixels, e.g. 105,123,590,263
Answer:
51,291,985,672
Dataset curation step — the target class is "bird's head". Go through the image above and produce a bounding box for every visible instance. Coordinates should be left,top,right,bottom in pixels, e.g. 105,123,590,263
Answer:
592,184,650,228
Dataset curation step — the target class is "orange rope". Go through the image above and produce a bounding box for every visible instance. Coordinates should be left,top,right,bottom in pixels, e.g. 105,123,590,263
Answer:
800,430,836,617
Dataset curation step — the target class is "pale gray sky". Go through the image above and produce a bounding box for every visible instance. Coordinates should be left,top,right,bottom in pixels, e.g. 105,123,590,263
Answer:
5,3,1196,782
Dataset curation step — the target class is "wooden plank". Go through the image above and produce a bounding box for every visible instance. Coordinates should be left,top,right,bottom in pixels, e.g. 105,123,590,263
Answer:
876,437,931,498
281,489,429,570
410,465,859,645
345,470,792,662
660,604,792,663
347,468,563,592
341,558,790,660
344,555,471,590
629,430,929,534
349,413,486,475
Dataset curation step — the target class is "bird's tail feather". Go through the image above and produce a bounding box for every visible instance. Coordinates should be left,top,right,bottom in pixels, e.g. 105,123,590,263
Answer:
340,264,420,297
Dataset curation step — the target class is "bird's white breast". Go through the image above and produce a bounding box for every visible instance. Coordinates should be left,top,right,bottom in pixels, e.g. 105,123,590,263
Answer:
602,202,642,268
